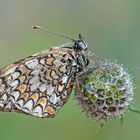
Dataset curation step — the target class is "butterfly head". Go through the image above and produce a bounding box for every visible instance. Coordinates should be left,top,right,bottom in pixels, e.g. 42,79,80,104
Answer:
73,34,90,76
74,34,88,51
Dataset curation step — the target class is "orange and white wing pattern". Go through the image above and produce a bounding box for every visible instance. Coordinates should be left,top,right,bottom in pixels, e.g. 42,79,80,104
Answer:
0,46,84,118
0,31,90,118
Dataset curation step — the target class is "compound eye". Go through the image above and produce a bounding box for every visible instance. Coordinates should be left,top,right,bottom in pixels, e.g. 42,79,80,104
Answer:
77,41,87,51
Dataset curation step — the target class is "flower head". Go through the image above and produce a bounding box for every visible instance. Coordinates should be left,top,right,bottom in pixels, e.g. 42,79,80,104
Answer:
75,60,134,122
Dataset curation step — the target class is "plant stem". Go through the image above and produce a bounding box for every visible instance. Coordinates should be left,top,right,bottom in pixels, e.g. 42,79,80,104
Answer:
129,106,140,115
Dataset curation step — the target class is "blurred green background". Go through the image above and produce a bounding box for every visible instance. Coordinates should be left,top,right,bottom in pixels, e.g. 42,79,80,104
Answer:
0,0,140,140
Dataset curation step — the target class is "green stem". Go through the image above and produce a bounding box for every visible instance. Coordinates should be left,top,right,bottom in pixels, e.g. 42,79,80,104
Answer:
129,106,140,115
120,114,124,127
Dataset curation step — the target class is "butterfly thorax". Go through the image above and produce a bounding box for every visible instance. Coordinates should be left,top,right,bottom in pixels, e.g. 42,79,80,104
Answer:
73,48,89,76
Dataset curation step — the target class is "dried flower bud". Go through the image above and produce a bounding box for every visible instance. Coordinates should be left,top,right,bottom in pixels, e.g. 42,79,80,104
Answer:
75,60,134,122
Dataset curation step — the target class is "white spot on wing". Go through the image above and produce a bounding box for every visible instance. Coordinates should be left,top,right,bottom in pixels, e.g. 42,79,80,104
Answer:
0,84,5,93
46,86,54,96
29,76,39,84
16,99,24,108
1,93,8,102
11,72,20,80
30,67,41,75
33,106,43,117
39,83,48,92
24,100,33,111
30,82,40,92
50,93,60,104
6,76,12,84
10,91,20,103
61,75,68,84
6,66,18,75
10,80,19,90
25,59,38,69
40,59,45,65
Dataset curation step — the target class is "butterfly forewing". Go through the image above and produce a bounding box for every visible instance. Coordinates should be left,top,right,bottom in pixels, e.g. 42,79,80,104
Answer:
0,46,78,118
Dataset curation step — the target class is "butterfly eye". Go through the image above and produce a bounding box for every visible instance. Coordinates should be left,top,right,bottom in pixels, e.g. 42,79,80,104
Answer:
75,34,88,51
75,39,88,51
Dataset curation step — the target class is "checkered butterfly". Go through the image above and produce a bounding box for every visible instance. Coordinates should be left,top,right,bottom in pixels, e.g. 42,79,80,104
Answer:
0,26,90,118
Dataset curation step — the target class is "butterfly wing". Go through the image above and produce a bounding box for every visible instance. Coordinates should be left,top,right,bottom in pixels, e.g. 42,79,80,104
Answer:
0,47,77,118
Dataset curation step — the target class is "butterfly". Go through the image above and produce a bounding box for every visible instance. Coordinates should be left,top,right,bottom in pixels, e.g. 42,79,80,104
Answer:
0,26,90,118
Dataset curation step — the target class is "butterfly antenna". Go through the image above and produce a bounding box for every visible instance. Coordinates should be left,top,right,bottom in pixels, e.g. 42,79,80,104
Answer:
32,25,76,42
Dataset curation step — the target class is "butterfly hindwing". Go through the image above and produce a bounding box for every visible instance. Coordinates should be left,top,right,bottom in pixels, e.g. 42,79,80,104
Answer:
0,47,77,118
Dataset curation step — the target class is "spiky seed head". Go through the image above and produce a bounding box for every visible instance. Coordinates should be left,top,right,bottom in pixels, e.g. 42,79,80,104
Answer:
75,60,134,122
